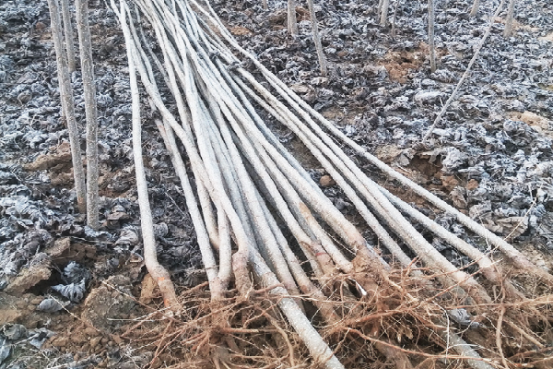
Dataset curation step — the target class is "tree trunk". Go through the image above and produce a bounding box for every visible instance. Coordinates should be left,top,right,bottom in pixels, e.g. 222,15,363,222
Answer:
470,0,480,17
60,0,76,73
47,0,87,213
287,0,298,35
380,0,389,26
75,0,99,229
504,0,516,37
428,0,436,72
307,0,327,76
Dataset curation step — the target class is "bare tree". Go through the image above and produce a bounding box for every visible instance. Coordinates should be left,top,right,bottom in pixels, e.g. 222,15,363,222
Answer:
307,0,327,76
470,0,480,17
47,0,87,212
391,0,401,37
380,0,390,26
504,0,516,37
287,0,298,35
428,0,436,72
75,0,99,229
60,0,77,72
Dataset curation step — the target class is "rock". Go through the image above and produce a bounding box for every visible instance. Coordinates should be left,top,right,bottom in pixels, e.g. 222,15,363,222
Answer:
89,336,102,348
466,179,479,190
5,264,51,296
81,275,134,333
320,175,336,187
414,90,444,105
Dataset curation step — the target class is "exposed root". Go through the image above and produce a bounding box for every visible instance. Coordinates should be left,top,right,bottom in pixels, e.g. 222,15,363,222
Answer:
115,268,552,369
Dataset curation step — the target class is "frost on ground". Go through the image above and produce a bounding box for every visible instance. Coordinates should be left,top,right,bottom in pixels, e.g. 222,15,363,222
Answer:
0,0,552,367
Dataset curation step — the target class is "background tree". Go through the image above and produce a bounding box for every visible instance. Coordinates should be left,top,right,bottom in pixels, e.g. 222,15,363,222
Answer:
504,0,516,37
287,0,298,35
307,0,327,76
76,0,99,229
470,0,480,17
380,0,390,26
428,0,436,72
47,0,87,212
60,0,77,72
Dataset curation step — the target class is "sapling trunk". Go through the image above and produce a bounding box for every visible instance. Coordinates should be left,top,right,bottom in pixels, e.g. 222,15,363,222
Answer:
307,0,327,76
60,0,76,72
287,0,298,35
47,0,87,213
75,0,99,230
428,0,436,72
380,0,389,26
504,0,516,37
119,2,179,310
470,0,480,17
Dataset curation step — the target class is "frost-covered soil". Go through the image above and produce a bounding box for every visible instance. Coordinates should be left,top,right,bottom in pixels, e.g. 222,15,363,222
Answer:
0,0,552,367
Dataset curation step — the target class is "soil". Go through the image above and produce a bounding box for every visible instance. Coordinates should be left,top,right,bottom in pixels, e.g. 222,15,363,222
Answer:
0,0,551,368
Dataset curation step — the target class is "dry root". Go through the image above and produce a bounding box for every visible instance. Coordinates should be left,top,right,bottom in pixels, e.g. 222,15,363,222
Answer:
118,267,552,369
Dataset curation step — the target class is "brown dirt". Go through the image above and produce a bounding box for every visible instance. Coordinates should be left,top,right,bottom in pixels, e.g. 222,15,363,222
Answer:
508,110,553,137
23,141,76,187
229,26,252,36
379,43,438,83
4,264,51,296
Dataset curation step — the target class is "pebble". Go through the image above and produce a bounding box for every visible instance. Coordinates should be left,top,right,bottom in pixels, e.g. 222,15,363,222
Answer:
320,175,336,187
466,179,479,190
90,336,102,348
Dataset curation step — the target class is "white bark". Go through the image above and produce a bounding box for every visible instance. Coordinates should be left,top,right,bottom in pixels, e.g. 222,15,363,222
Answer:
75,0,99,230
380,0,390,26
470,0,480,17
119,2,179,310
287,0,298,35
60,0,76,72
504,0,516,37
47,0,87,213
428,0,436,72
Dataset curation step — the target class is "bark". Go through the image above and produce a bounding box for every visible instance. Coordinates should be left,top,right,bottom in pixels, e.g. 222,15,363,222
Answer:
307,0,327,76
75,0,99,230
504,0,516,37
428,0,436,72
470,0,480,17
287,0,298,35
119,3,179,310
60,0,76,73
380,0,390,26
47,0,87,213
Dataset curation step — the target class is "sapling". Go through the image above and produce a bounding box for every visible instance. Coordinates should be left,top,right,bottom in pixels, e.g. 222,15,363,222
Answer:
47,0,87,213
504,0,516,37
470,0,480,17
307,0,327,76
75,0,99,230
60,0,77,72
287,0,298,35
380,0,389,26
428,0,436,72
